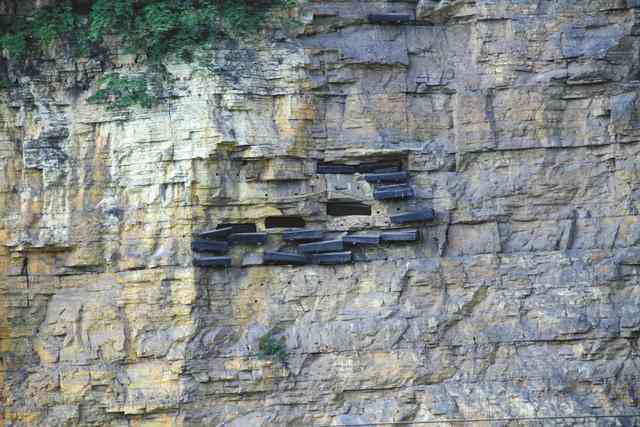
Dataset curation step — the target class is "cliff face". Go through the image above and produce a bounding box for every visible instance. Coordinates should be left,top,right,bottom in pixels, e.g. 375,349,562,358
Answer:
2,1,640,425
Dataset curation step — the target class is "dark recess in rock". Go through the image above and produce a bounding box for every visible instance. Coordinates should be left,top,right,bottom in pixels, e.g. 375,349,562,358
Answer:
327,201,372,216
191,239,229,253
367,13,412,24
265,216,306,228
312,251,352,265
390,208,435,224
193,256,232,268
263,251,307,265
317,162,357,174
299,239,344,254
283,229,324,242
228,233,268,244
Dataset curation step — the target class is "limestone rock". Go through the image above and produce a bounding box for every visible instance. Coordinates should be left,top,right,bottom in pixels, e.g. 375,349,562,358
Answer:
2,0,640,425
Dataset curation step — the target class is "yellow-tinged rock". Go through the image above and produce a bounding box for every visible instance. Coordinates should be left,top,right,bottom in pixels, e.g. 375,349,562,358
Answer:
60,367,91,404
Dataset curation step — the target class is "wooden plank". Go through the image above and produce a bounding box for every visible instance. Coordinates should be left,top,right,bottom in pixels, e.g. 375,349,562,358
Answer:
263,251,307,265
343,234,380,245
282,229,324,242
299,239,344,254
364,171,409,184
380,229,420,242
390,208,435,224
228,233,268,245
193,256,232,268
191,239,229,253
312,252,352,265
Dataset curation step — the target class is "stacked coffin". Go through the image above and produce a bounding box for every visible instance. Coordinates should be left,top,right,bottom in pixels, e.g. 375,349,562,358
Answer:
192,223,268,268
194,158,439,268
264,234,353,266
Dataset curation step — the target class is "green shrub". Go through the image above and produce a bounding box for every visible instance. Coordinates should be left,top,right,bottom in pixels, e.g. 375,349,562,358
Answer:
1,0,294,63
31,2,78,50
0,32,28,61
87,73,159,110
87,0,135,44
257,331,287,363
0,1,78,60
1,0,296,109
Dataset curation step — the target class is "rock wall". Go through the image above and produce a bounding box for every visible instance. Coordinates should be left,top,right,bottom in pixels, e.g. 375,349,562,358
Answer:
2,0,640,425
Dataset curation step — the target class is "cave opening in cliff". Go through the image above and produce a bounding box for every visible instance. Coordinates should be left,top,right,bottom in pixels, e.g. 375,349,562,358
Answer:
265,216,306,229
326,201,372,216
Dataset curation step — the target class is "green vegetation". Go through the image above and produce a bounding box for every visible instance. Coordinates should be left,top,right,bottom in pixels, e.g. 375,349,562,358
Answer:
0,0,295,106
1,0,293,61
0,1,81,61
87,73,160,110
257,331,287,363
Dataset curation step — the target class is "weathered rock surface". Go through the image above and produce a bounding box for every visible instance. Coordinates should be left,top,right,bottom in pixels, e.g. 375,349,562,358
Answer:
2,0,640,425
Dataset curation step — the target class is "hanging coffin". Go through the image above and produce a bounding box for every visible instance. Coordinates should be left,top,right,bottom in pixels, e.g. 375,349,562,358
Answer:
193,256,232,268
228,233,268,245
374,184,415,200
312,251,352,265
380,229,420,242
263,251,307,265
282,229,324,242
390,208,435,224
191,239,229,253
299,239,344,254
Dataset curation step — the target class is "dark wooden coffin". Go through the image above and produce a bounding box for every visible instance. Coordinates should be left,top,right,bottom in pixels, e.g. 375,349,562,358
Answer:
373,184,415,200
217,223,257,234
263,251,307,265
312,251,352,265
191,239,229,253
343,234,380,245
193,256,232,268
282,229,324,242
390,208,435,224
299,239,344,254
364,171,409,184
380,229,420,242
228,233,268,245
196,226,234,239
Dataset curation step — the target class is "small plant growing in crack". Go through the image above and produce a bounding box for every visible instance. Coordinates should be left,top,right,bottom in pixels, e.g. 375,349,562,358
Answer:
256,330,287,364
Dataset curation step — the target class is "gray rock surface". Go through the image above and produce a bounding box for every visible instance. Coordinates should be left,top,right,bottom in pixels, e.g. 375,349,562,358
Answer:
1,0,640,425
